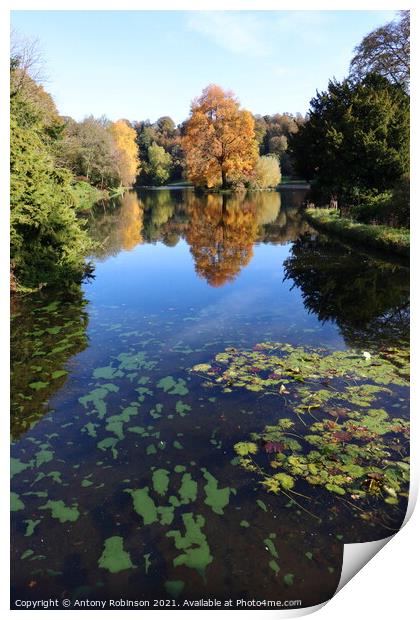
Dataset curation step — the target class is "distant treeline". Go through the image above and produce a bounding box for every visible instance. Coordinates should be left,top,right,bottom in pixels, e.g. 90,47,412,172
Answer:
134,111,304,186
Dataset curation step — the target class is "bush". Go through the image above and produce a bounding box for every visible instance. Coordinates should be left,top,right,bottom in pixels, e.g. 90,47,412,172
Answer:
70,180,108,212
250,155,281,189
351,178,409,228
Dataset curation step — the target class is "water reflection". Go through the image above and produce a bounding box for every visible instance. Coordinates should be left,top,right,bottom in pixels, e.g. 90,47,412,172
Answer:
11,188,409,606
88,191,144,259
185,193,258,286
10,289,89,440
87,188,312,285
283,233,409,348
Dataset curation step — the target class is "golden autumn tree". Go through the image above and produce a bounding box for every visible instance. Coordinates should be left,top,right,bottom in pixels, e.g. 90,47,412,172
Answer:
109,120,140,187
183,85,258,189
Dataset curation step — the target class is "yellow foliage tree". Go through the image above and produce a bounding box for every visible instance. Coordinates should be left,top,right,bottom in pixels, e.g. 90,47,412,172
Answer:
109,120,140,187
183,85,258,189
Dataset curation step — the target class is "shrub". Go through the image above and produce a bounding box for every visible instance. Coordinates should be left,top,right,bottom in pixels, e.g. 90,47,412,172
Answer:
250,155,281,189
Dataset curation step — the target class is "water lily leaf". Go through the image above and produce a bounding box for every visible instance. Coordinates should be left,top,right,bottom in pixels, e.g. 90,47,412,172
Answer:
234,442,258,456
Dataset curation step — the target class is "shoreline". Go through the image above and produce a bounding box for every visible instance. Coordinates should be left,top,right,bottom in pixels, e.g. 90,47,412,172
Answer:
304,208,409,258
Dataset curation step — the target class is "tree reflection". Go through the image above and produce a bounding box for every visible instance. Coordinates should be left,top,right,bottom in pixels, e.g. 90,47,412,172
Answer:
87,191,144,258
283,233,409,348
10,289,89,439
87,188,311,284
142,190,188,246
185,193,258,286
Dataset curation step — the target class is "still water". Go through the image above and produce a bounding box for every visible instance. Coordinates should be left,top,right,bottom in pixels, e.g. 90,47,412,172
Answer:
11,189,409,608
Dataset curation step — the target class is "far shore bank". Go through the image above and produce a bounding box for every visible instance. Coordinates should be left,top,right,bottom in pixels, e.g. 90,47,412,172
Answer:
305,208,409,258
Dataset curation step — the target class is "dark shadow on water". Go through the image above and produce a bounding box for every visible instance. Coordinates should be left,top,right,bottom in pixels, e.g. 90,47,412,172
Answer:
283,232,409,350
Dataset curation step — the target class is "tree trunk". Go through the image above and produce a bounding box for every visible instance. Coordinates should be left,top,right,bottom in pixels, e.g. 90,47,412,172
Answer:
221,168,227,190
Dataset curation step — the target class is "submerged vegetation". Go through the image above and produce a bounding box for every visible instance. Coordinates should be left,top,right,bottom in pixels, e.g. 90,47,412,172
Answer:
11,191,409,604
191,342,409,521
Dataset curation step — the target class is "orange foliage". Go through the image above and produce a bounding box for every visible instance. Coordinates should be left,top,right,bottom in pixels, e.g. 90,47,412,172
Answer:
183,85,258,189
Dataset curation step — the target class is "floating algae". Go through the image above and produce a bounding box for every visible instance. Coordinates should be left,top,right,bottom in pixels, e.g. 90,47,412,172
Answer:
166,513,213,579
127,487,158,525
98,536,135,573
152,469,170,496
39,500,80,523
201,469,232,515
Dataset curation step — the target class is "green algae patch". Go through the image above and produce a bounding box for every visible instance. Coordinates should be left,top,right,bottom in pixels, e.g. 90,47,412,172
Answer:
127,488,158,525
269,560,280,575
165,580,185,598
93,366,124,380
240,520,250,528
257,499,268,512
175,401,191,417
117,351,156,371
167,513,213,579
201,469,231,515
40,500,80,523
21,549,34,560
29,381,49,391
105,405,138,439
11,457,29,477
81,479,93,488
157,506,175,525
264,538,279,558
157,376,189,396
97,437,119,458
283,573,295,586
11,492,25,511
98,536,136,573
150,403,163,419
83,422,97,438
35,448,54,468
179,473,198,504
152,469,170,496
24,519,41,536
79,385,119,419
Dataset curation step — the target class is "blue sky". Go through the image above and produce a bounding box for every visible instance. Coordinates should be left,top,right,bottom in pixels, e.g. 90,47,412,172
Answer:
11,10,397,124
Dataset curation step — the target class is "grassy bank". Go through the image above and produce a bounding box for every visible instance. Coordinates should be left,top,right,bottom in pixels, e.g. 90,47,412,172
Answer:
305,208,409,257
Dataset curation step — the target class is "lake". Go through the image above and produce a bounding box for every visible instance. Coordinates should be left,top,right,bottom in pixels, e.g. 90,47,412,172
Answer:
11,189,409,609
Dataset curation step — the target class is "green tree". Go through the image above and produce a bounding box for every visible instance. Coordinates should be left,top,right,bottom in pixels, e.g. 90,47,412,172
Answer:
61,116,118,187
146,142,172,185
290,74,409,206
350,11,409,92
10,98,92,290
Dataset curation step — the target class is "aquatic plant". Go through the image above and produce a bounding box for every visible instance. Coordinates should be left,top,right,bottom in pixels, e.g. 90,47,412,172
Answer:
190,342,409,514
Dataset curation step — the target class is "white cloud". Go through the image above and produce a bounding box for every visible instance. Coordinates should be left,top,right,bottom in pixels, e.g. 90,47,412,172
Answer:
187,11,270,57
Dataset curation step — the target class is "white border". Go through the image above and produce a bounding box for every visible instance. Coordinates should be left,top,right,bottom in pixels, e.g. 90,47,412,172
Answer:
2,2,418,619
